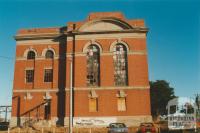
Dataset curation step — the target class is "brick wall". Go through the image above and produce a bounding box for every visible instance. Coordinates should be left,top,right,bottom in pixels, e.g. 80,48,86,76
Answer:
11,12,151,127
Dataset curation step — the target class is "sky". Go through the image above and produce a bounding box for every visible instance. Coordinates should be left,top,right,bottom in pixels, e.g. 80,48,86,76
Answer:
0,0,199,106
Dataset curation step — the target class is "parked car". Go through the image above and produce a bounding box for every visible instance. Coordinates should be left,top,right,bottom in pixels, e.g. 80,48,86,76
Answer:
107,123,128,133
137,122,156,133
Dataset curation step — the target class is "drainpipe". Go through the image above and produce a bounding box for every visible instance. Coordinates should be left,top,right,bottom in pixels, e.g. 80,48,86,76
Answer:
69,23,76,133
69,55,73,133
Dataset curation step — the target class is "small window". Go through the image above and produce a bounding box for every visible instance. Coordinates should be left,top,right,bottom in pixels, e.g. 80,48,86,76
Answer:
26,70,34,83
89,98,98,112
117,97,126,111
27,51,35,60
45,50,54,59
170,105,176,114
187,105,194,114
44,69,53,82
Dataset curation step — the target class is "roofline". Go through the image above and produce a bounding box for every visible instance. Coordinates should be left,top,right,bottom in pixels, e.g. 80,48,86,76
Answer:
14,28,148,41
78,17,134,31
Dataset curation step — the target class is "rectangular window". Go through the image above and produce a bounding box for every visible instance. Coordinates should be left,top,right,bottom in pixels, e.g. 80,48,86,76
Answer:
118,97,126,111
44,69,53,82
89,98,98,112
26,70,34,83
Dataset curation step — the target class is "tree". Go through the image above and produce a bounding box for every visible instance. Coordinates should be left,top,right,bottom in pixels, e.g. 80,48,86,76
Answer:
150,80,176,119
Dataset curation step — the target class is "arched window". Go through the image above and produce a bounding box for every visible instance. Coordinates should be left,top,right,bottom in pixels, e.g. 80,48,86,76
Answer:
86,45,100,86
113,43,128,86
27,51,36,60
45,50,54,59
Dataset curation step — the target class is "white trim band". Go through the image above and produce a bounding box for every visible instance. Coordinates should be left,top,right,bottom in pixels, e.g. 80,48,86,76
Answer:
13,86,149,93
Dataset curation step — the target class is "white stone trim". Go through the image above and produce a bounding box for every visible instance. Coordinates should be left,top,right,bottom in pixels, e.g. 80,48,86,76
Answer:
116,90,127,98
129,50,147,55
65,50,146,57
67,86,150,91
41,47,56,57
43,91,52,100
25,67,34,70
66,52,85,57
16,50,146,61
16,39,59,45
82,40,103,54
13,86,149,93
37,56,59,60
67,33,146,41
16,32,59,37
13,89,59,93
110,39,129,52
24,92,33,100
16,56,59,61
78,18,132,32
23,47,38,58
88,90,98,98
44,67,53,69
16,33,146,46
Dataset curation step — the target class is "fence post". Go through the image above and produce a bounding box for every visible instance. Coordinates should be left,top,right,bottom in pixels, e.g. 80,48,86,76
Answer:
7,128,10,133
89,128,91,133
42,127,44,133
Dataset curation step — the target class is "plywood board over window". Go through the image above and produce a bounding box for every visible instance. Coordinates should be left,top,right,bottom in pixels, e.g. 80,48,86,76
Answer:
89,98,98,112
118,97,126,111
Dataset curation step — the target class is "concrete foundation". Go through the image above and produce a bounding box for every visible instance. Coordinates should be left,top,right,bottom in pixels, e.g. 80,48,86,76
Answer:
10,115,152,128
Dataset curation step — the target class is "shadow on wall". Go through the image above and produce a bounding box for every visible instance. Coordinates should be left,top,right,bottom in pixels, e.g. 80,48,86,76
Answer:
13,26,73,127
54,26,67,126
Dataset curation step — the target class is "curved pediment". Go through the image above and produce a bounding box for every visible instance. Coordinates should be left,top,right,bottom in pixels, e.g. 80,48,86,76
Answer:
78,18,132,32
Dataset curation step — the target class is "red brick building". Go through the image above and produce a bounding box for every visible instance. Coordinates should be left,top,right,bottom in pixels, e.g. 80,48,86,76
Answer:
11,12,152,127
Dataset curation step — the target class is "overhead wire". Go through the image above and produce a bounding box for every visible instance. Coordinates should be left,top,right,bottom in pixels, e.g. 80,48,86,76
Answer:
0,56,14,60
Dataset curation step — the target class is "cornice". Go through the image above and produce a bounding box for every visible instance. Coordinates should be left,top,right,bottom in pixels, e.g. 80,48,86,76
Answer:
67,28,148,36
14,33,62,41
14,28,148,41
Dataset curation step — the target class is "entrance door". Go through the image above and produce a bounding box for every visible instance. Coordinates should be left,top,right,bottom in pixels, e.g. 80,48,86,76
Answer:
44,102,51,120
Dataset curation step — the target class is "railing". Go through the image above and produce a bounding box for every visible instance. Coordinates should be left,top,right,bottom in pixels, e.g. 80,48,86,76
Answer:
20,101,49,128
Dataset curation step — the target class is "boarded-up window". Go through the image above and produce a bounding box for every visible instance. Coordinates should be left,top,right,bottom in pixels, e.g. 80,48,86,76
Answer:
118,97,126,111
89,98,98,112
